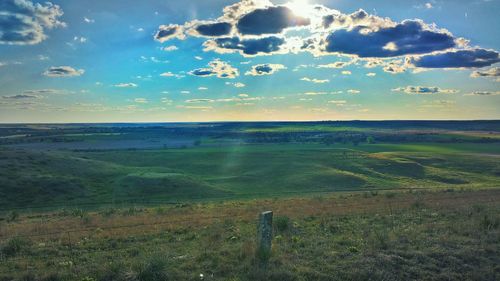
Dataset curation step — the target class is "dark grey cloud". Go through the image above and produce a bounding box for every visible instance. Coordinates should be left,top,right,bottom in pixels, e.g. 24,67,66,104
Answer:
0,0,65,45
411,49,500,68
236,6,310,35
324,20,456,57
155,24,184,42
43,66,85,77
245,63,286,76
189,59,239,79
2,94,40,99
205,36,285,56
195,22,232,37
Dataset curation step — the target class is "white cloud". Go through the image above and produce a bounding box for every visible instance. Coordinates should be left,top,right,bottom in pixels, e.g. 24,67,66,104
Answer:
317,61,352,69
73,36,87,43
163,45,178,52
160,72,184,78
392,86,458,95
134,98,148,103
114,83,138,88
301,77,329,83
464,91,500,96
348,89,361,94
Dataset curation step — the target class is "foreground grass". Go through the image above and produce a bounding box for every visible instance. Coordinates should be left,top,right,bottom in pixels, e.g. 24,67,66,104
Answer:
0,189,499,281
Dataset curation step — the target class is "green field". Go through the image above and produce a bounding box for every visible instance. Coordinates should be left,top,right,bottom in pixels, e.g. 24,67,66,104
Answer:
1,141,499,209
0,122,499,280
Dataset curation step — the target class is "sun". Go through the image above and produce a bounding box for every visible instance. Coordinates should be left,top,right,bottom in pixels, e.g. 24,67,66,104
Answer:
287,0,313,18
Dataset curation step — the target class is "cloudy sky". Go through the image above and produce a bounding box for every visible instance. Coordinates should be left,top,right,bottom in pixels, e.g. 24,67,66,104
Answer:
0,0,499,123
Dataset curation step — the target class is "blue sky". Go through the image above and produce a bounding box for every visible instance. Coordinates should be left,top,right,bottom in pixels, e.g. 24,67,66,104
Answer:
0,0,499,122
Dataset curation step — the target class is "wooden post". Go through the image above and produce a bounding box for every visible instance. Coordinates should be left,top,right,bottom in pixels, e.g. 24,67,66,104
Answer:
257,211,273,264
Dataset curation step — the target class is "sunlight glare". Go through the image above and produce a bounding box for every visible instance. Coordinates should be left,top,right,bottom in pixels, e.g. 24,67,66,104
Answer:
287,0,313,18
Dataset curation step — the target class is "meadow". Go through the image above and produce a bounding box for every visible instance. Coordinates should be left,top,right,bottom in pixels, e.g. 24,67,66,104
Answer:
0,121,499,280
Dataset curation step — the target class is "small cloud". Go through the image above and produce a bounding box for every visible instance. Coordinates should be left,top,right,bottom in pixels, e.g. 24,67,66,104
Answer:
134,98,148,103
301,77,330,83
163,45,178,52
114,83,138,88
303,92,327,96
73,36,87,43
328,100,347,105
383,60,406,74
181,90,190,94
160,72,184,78
161,98,173,104
43,66,85,77
366,72,376,77
23,89,61,95
198,87,208,90
84,17,95,23
234,82,246,88
194,56,203,60
154,24,185,42
470,67,499,82
186,99,214,103
238,94,249,97
317,61,351,69
2,94,40,100
347,89,361,94
392,86,458,95
464,91,500,96
189,59,239,79
38,55,50,61
341,70,352,75
177,105,213,110
245,64,286,76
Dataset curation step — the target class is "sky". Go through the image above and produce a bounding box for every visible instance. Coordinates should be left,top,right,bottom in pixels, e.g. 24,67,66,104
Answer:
0,0,499,123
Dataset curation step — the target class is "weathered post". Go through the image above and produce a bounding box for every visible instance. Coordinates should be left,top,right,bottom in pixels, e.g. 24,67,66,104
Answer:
256,211,273,264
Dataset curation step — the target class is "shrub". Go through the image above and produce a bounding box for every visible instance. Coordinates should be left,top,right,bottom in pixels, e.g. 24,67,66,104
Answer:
6,211,19,222
1,237,31,257
274,216,291,233
134,255,171,281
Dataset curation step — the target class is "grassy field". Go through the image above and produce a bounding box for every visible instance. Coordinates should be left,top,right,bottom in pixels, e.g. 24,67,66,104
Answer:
0,142,499,209
0,122,499,280
0,189,499,280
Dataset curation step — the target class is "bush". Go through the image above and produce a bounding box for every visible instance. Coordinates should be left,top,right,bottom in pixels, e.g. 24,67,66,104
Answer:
274,216,291,233
1,237,31,257
6,211,19,222
134,255,171,281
